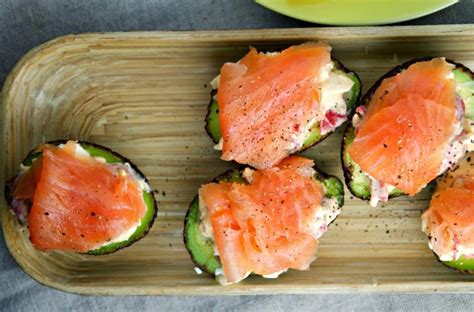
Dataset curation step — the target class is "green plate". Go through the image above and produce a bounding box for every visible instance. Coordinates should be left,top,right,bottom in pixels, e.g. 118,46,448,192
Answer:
256,0,459,25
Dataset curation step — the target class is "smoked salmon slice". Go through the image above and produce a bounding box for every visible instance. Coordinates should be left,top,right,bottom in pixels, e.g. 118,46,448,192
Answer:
199,156,329,284
348,58,458,196
217,43,342,169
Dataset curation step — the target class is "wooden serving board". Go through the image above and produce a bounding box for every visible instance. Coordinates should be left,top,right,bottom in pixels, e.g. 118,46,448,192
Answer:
2,25,474,295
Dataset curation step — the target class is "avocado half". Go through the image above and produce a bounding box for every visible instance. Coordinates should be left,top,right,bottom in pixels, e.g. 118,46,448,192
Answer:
426,152,474,273
4,140,158,255
341,57,474,201
183,166,344,276
205,58,362,151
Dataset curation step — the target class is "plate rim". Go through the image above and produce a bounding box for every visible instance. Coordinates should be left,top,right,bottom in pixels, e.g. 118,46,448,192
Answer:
255,0,460,26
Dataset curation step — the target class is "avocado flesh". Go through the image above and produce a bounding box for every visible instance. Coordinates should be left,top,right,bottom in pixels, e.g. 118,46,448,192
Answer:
183,168,344,276
205,64,361,147
443,255,474,272
8,141,157,255
342,63,473,201
453,68,474,120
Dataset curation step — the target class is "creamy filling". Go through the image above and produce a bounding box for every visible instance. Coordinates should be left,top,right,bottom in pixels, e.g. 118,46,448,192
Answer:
214,138,223,151
242,167,254,183
194,267,203,275
352,106,367,129
262,269,288,279
210,75,220,89
422,218,474,262
289,117,318,152
198,189,216,246
438,245,474,262
368,176,396,208
289,62,354,150
215,268,252,286
122,162,152,193
70,142,90,158
319,63,354,116
440,115,474,173
308,197,342,239
100,221,141,247
19,163,31,173
197,168,340,283
212,61,354,152
296,164,317,178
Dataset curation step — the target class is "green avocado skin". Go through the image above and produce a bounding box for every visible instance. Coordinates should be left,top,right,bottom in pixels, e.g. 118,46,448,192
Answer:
341,59,474,201
183,167,344,277
205,60,362,148
6,140,158,256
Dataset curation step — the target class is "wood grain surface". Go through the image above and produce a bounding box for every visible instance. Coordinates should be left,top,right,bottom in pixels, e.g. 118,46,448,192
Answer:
2,25,474,295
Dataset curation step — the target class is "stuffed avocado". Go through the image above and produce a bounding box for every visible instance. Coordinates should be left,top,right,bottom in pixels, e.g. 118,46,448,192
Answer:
206,59,361,147
183,156,344,283
5,140,157,255
206,42,361,170
341,57,474,206
421,152,474,273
